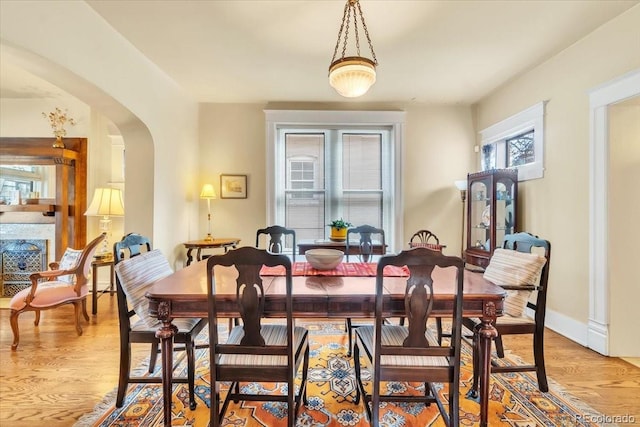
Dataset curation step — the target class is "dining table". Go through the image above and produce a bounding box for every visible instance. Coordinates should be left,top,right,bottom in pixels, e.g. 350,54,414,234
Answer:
146,259,505,427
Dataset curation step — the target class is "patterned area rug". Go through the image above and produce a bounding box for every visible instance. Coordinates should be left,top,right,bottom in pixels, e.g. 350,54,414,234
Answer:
75,323,608,427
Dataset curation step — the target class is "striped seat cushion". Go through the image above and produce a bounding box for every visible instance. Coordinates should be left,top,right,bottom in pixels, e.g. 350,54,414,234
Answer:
483,248,546,317
218,324,308,367
356,325,447,367
114,250,173,328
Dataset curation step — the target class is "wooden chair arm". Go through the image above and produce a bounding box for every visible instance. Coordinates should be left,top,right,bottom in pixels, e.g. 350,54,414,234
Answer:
49,261,60,270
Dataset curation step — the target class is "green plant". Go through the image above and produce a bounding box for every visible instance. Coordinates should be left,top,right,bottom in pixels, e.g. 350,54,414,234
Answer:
328,218,352,230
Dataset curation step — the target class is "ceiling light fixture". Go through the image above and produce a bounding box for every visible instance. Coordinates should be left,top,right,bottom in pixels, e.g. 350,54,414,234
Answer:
329,0,378,98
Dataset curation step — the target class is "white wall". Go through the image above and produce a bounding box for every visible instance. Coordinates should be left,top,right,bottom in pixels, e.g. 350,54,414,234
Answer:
475,6,640,346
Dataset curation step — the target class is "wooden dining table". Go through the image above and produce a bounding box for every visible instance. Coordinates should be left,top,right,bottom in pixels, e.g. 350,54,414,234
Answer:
146,260,505,427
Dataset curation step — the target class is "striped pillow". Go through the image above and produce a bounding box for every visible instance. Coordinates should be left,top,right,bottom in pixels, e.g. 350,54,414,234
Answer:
484,248,547,317
115,249,173,328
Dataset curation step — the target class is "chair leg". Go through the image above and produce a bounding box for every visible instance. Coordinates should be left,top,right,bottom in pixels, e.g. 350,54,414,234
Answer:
466,324,481,400
436,318,443,345
73,301,84,336
495,335,505,358
298,344,310,407
10,310,21,351
148,342,159,373
116,341,132,407
345,318,353,357
34,310,41,326
81,298,90,321
533,330,549,392
186,336,197,410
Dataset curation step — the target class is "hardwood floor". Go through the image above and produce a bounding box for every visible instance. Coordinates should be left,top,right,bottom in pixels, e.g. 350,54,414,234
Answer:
1,295,639,426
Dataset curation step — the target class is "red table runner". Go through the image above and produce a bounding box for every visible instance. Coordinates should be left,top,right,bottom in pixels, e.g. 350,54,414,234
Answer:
260,262,408,277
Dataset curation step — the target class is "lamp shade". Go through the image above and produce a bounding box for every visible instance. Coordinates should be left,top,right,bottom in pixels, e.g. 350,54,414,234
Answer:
454,180,468,191
84,188,124,217
329,57,377,98
200,184,217,199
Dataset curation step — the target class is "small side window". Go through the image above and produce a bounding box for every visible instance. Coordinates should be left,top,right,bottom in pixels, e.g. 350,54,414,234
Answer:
480,101,546,181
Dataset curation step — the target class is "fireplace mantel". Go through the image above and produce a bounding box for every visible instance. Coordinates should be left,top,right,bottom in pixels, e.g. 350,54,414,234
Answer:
0,138,87,259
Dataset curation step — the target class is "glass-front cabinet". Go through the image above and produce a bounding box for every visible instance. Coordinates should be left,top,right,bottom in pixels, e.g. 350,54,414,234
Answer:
464,168,518,269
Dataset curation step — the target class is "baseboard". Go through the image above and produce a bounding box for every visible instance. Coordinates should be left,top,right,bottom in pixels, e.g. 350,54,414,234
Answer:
537,307,590,348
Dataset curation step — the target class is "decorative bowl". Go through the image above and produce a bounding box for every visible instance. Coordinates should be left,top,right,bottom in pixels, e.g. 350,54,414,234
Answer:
305,249,344,270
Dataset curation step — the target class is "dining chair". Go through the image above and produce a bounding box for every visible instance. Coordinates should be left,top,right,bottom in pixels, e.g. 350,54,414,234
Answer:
353,247,465,426
256,225,297,261
113,233,207,409
207,246,309,427
408,229,445,251
464,232,551,395
408,229,447,336
9,233,106,350
345,224,386,356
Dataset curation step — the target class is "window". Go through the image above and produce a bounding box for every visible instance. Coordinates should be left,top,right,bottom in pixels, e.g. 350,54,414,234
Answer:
266,110,405,252
479,101,546,181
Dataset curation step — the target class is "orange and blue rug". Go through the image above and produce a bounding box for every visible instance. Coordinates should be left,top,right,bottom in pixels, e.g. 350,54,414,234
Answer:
75,323,606,426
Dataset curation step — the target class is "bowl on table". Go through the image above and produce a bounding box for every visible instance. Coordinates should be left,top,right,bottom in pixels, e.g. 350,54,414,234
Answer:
305,249,344,270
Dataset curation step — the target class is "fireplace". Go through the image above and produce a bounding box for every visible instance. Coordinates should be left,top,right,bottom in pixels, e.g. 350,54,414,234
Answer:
1,239,48,297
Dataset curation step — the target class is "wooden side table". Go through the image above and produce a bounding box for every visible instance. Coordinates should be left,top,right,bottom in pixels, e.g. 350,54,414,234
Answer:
91,257,114,315
184,238,241,266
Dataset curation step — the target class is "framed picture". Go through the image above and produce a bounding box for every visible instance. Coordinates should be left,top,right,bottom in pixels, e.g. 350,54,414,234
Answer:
220,174,247,199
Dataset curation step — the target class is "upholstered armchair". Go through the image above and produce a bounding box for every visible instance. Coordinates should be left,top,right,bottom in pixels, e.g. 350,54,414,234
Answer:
9,233,106,350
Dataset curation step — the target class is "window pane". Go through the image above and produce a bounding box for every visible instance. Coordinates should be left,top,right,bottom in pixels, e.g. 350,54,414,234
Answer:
285,133,325,237
482,144,496,170
507,130,535,167
343,134,382,190
343,192,383,228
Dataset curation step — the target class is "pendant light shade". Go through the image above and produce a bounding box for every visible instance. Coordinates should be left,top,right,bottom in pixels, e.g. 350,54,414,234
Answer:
329,0,378,98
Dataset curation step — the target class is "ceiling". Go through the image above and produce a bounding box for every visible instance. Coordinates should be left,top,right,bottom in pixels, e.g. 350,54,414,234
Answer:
1,0,637,105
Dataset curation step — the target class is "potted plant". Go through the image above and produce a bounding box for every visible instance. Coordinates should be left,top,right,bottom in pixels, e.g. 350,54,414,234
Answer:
328,218,352,241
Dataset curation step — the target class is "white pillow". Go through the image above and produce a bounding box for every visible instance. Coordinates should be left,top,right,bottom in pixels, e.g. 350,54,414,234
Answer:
115,249,173,328
484,248,547,317
57,248,83,284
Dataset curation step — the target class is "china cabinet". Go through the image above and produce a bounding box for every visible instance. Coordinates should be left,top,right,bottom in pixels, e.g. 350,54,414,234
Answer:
464,168,518,269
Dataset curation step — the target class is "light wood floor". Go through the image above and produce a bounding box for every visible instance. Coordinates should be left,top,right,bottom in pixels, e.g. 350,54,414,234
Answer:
1,295,640,426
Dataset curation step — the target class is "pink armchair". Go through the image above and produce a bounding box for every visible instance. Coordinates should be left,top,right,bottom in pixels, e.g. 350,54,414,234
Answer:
9,233,106,350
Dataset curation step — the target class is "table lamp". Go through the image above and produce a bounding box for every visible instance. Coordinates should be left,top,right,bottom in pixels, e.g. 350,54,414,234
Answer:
454,179,467,258
200,184,217,242
84,187,124,257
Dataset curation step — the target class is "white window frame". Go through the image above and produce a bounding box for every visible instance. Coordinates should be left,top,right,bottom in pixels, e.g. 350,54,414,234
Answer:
479,101,547,181
265,110,406,253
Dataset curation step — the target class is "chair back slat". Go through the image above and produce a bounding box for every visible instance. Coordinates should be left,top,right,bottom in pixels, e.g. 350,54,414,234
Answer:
256,225,297,261
346,224,385,262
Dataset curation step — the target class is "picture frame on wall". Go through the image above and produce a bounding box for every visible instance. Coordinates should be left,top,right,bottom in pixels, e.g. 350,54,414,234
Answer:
220,174,247,199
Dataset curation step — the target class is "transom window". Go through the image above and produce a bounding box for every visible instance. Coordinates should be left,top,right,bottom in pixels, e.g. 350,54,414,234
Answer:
480,101,546,181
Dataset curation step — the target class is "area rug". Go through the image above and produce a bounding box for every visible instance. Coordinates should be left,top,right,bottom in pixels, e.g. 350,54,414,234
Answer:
75,323,609,427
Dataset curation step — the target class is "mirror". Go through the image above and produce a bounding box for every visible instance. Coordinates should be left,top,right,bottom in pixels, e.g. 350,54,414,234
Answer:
0,165,56,205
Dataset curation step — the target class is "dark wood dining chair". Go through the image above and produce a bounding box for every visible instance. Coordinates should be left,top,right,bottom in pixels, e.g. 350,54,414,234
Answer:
408,229,445,251
408,229,447,336
207,246,309,427
353,247,465,426
9,233,105,350
256,225,296,261
464,232,551,397
113,233,207,409
344,224,386,356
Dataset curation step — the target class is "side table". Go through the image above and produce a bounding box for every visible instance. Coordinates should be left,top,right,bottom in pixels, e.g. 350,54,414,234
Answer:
91,257,115,315
184,238,241,266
